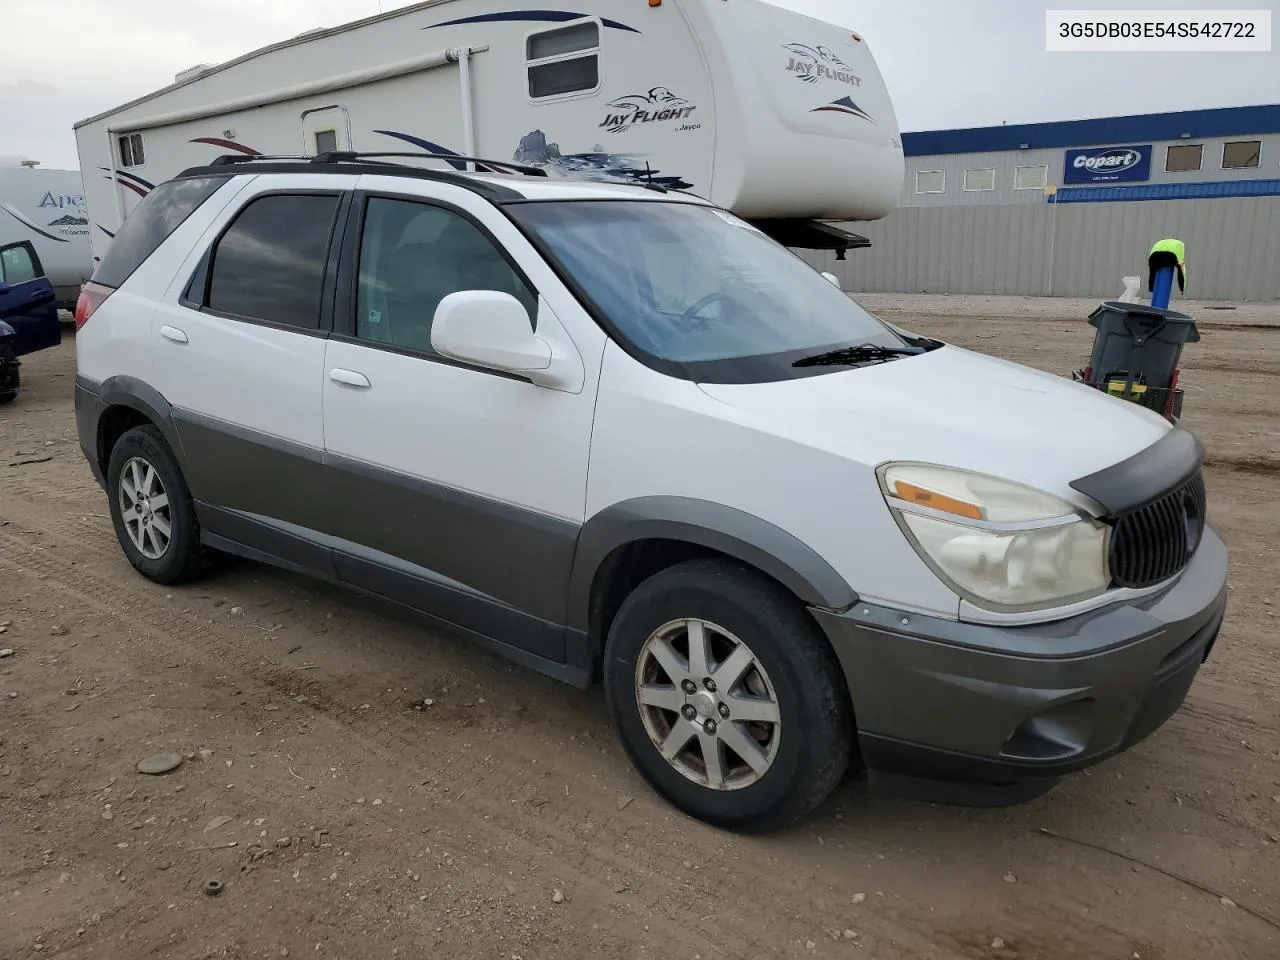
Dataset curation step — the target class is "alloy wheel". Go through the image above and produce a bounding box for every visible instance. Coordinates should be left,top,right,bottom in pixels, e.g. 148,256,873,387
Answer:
119,456,173,560
634,618,782,791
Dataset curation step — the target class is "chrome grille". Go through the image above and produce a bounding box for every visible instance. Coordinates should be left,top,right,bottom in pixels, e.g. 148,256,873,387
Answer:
1109,472,1207,589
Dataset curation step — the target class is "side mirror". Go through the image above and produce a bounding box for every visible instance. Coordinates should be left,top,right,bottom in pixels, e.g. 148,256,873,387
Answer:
431,291,552,374
821,272,841,289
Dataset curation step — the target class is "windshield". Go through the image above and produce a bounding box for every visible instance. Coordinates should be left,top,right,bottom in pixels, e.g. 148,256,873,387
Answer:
505,200,917,383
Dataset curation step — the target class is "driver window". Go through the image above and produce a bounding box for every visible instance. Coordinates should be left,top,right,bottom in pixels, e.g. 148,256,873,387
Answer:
356,198,538,354
0,244,40,285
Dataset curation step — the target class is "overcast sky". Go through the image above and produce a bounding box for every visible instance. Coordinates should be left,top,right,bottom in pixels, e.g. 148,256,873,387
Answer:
4,0,1278,170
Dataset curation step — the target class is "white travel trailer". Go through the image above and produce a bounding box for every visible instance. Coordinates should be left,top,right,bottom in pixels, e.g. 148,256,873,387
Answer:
74,0,903,263
0,166,93,307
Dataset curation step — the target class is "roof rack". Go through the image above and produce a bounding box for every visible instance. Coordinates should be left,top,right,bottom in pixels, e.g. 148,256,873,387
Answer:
207,150,548,177
175,157,532,204
314,151,550,177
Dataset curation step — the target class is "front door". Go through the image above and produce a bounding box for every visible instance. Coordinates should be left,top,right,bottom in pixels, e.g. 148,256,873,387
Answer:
0,241,61,355
321,184,595,661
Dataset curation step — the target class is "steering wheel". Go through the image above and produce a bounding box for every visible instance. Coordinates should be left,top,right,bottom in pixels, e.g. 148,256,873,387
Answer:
679,291,740,328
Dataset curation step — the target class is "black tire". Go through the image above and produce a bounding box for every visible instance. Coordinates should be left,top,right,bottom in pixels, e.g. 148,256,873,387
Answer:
106,424,212,585
0,342,18,404
604,559,854,832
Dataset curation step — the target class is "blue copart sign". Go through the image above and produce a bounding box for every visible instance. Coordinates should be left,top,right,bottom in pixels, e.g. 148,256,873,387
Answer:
1063,145,1153,184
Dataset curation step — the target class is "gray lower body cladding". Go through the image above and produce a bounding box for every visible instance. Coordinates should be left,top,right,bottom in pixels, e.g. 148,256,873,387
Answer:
814,527,1229,796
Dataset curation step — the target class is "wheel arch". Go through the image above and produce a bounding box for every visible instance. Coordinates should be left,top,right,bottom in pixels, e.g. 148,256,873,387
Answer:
94,376,185,478
569,497,859,653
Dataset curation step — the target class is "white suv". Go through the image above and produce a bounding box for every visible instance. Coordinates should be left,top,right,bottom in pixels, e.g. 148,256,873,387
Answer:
74,157,1227,830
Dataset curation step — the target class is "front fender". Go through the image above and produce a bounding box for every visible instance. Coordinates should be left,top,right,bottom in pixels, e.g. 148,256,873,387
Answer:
567,496,859,633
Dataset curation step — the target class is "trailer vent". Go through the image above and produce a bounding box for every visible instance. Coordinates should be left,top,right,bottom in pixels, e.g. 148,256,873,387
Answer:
1108,471,1206,589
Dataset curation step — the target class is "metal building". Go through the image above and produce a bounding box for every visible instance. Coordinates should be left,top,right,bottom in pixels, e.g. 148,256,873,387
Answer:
804,104,1280,301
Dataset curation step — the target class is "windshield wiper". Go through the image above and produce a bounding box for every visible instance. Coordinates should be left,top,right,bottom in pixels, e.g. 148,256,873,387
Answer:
792,344,923,368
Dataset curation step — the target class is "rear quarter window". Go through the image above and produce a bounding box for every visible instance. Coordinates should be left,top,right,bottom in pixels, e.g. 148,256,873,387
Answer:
92,176,230,289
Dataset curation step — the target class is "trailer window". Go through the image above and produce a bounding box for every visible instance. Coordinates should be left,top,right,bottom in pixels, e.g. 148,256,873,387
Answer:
527,20,600,99
118,133,146,168
314,130,338,155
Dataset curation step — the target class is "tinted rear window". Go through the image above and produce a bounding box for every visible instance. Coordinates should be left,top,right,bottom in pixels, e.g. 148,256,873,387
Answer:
205,193,340,330
93,176,229,289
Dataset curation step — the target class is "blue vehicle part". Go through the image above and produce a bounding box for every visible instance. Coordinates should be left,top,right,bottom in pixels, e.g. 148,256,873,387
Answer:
0,239,62,359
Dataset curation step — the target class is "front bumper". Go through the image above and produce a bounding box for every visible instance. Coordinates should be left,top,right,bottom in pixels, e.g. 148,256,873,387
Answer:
812,526,1228,803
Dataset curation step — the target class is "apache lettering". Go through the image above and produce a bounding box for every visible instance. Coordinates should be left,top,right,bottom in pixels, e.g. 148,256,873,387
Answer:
599,106,698,129
38,191,86,209
787,58,862,86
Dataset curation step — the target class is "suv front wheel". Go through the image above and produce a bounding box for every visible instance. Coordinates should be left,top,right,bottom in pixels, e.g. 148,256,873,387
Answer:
604,559,854,831
106,424,212,584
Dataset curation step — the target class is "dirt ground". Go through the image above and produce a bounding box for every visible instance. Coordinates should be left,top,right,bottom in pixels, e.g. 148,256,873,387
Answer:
1,295,1277,960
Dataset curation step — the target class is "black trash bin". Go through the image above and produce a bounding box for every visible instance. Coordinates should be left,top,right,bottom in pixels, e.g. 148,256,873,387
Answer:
1078,300,1200,421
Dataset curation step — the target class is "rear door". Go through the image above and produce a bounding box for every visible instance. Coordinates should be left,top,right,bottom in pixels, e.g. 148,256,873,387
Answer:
147,174,356,564
0,241,61,355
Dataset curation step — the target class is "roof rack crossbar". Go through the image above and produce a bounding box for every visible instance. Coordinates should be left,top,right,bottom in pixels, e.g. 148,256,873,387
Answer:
312,151,549,177
208,153,312,166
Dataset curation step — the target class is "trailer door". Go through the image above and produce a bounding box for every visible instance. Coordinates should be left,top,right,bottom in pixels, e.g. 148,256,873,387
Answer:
302,105,352,156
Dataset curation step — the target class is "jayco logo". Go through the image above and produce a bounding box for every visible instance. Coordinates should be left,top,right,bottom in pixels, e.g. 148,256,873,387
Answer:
783,43,862,86
38,191,86,209
599,88,697,134
1073,148,1143,173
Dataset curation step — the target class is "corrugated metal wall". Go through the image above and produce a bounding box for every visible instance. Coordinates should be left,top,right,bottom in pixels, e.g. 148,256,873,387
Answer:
800,197,1280,302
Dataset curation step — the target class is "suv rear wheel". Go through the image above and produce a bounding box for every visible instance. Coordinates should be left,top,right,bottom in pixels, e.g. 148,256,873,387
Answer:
604,559,854,831
106,424,212,584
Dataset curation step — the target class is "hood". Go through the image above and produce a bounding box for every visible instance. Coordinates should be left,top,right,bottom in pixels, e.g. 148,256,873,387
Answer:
697,345,1172,511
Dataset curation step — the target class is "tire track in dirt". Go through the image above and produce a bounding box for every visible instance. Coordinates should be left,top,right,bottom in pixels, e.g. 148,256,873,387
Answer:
0,519,918,958
2,502,1274,958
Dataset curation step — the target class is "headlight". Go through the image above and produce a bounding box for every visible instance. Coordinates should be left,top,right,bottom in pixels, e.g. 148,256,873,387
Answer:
878,463,1110,612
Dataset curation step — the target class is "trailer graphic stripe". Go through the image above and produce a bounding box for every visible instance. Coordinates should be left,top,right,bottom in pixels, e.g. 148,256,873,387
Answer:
810,96,877,124
426,10,640,33
97,167,155,197
112,169,156,190
374,129,505,173
189,137,262,156
0,202,70,243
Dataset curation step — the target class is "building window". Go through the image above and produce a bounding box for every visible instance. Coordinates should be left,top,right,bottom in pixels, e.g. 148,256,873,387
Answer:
1165,144,1203,172
1014,165,1048,190
117,132,145,168
1222,140,1261,169
526,20,600,99
314,130,338,155
915,170,945,194
963,168,996,192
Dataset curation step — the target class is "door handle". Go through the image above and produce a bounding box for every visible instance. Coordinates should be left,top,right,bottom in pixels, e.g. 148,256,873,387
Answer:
160,325,189,344
329,368,370,388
